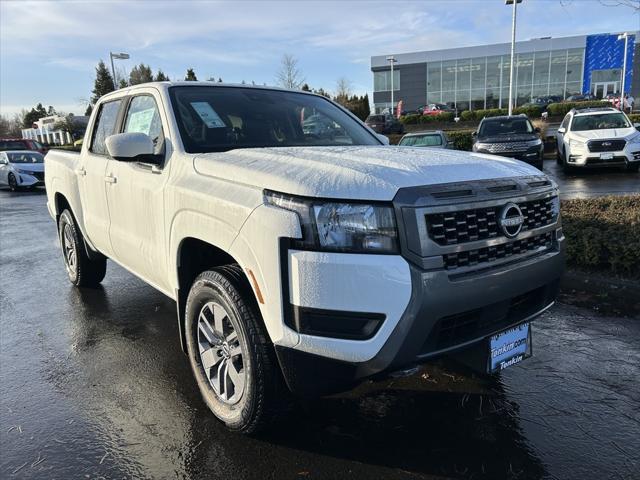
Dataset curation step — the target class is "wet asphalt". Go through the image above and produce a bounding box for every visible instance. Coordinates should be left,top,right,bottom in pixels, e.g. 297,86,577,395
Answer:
1,186,639,480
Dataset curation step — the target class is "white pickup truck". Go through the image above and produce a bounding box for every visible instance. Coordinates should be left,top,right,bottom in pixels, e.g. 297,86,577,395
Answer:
46,82,564,433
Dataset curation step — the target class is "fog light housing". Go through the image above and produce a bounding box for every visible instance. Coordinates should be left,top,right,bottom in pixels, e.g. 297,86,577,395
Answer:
291,306,385,340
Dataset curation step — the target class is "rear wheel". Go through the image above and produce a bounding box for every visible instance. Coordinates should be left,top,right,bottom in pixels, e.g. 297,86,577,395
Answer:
58,209,107,287
185,266,288,434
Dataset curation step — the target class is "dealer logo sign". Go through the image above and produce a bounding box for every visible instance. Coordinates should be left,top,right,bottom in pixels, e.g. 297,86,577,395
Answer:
499,203,525,238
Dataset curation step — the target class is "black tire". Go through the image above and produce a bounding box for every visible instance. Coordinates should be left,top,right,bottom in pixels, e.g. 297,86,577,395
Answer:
8,173,18,191
58,209,107,287
626,163,640,173
185,265,288,434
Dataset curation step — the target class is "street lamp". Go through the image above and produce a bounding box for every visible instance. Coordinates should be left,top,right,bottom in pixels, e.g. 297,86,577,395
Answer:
109,52,130,89
505,0,522,116
617,32,629,111
386,55,397,116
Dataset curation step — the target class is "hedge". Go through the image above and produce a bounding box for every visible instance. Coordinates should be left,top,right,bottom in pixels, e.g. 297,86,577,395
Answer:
399,112,455,124
447,130,474,151
561,196,640,278
628,113,640,123
546,100,610,116
513,105,543,118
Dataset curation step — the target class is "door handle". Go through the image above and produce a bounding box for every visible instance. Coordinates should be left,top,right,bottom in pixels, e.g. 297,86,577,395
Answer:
104,174,117,184
76,167,86,176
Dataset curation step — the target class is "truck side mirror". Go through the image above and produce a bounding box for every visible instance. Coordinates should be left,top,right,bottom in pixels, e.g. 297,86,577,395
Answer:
557,127,566,134
376,134,390,145
471,131,477,137
106,132,162,165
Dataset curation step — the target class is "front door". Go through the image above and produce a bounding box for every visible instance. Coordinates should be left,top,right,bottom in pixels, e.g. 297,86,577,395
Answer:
78,98,123,257
106,91,172,292
591,82,619,99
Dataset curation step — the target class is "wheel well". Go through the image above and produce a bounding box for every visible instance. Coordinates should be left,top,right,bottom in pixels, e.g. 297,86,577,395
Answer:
54,192,71,222
175,238,242,352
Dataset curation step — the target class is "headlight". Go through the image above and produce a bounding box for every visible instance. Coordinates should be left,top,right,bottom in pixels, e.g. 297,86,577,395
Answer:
265,191,399,253
474,142,491,151
568,138,585,149
16,168,30,174
550,194,560,221
527,139,543,147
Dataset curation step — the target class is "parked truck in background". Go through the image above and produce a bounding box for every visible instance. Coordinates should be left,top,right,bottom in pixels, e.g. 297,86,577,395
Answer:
45,82,564,433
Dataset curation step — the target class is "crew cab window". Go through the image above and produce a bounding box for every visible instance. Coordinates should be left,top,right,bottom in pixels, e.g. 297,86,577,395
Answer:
91,100,122,155
123,95,164,155
560,114,571,130
169,86,379,153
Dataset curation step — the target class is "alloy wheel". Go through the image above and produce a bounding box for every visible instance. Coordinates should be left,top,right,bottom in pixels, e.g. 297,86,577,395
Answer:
62,223,76,275
197,301,246,404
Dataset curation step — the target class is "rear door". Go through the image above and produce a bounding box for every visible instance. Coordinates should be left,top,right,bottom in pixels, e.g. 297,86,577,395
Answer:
78,98,123,256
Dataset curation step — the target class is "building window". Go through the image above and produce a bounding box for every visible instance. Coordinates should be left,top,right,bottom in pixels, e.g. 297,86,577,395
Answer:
373,70,400,92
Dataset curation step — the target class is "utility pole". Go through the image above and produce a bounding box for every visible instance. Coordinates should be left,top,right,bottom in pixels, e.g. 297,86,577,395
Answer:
505,0,522,115
109,52,130,89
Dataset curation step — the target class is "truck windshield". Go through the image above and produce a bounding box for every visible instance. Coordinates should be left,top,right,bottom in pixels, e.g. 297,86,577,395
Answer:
169,86,380,153
571,113,631,131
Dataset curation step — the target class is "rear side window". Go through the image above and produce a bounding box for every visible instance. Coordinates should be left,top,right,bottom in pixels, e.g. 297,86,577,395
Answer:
91,100,122,155
0,140,28,150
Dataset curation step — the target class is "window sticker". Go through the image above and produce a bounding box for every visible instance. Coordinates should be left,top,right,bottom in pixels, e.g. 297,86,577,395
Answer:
127,108,155,135
190,102,226,128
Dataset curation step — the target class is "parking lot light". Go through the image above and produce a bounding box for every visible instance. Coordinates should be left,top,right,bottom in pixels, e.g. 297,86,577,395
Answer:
617,32,629,111
386,55,397,116
109,52,130,89
505,0,523,116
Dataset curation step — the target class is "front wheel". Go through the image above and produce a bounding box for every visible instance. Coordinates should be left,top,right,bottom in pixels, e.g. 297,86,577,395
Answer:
185,266,288,434
8,173,18,191
58,209,107,287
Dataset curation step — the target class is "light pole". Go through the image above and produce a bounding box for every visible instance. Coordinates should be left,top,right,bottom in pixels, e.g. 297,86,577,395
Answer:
386,55,397,115
109,52,130,89
617,32,629,111
505,0,522,115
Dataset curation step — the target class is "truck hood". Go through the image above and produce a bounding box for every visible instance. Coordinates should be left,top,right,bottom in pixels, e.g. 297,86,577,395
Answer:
571,127,637,142
193,146,542,201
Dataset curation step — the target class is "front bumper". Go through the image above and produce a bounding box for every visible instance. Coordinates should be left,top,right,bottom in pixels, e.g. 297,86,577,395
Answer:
15,172,44,187
474,147,543,167
277,237,564,397
567,147,640,167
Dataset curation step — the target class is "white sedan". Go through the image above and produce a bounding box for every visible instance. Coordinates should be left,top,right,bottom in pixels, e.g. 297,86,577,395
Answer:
0,150,45,191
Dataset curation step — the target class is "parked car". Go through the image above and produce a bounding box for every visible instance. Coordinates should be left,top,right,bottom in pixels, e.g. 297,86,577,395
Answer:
472,114,544,170
398,130,452,148
365,113,404,134
46,82,564,433
302,114,343,140
0,150,45,190
555,107,640,172
565,94,595,102
0,138,48,155
420,103,455,116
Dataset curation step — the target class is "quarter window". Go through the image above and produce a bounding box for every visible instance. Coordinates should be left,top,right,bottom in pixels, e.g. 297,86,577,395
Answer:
91,100,122,155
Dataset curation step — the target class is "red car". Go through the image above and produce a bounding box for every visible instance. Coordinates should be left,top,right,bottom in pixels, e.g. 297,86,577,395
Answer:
0,138,48,155
420,103,455,116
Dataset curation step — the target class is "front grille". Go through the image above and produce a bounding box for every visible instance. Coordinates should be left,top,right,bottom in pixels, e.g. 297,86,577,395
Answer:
426,197,556,246
484,141,534,153
443,231,554,270
588,139,626,152
424,284,551,352
29,172,44,181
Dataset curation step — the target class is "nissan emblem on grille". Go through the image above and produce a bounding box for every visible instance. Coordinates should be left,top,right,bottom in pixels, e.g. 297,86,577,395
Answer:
499,203,525,238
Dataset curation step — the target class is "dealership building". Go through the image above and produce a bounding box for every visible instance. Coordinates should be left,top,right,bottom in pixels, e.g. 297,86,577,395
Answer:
371,32,639,113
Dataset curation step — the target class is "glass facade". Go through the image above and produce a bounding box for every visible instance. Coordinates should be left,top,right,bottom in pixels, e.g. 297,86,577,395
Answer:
373,70,400,92
422,48,584,111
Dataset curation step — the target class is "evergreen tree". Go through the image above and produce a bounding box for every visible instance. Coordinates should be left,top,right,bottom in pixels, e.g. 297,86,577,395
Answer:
85,104,93,116
185,68,198,81
301,83,311,92
155,70,169,81
23,103,48,128
118,78,128,89
90,60,115,105
47,105,56,116
218,77,223,83
129,63,153,85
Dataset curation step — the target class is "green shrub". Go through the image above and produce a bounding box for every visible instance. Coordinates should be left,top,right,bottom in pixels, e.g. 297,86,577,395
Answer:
400,114,421,125
473,108,508,120
446,129,474,151
460,110,475,121
514,105,543,118
546,101,610,116
561,196,640,278
628,113,640,123
419,112,455,123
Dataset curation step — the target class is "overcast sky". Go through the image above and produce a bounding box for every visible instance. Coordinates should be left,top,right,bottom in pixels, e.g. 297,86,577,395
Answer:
1,0,639,116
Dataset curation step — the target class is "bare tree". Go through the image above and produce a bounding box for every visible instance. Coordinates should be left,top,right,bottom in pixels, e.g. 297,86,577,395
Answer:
335,77,353,99
276,54,305,89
